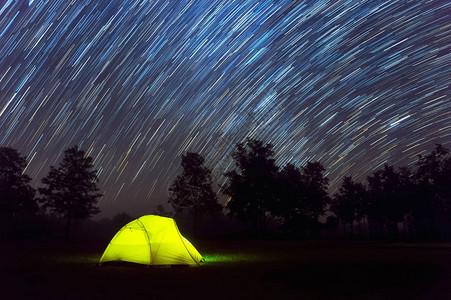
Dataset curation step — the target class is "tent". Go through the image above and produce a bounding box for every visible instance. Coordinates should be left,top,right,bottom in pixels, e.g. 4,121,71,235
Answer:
99,215,203,266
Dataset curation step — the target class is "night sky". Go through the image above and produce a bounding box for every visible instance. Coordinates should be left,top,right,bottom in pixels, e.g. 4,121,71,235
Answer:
1,0,450,218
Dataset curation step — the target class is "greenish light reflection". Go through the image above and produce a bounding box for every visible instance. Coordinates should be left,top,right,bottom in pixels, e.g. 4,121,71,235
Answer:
202,253,262,263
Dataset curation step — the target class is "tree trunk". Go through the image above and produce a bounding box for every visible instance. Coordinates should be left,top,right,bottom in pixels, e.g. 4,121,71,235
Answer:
261,213,268,237
402,219,409,237
363,217,367,237
393,221,399,238
358,220,362,238
342,221,346,237
65,213,72,241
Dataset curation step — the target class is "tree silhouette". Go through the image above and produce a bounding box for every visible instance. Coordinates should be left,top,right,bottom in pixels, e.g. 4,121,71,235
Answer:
0,147,37,223
39,146,101,240
224,139,279,236
168,152,221,234
331,176,367,236
300,161,330,221
396,166,416,236
276,163,329,236
412,144,451,238
275,164,304,233
367,164,409,237
327,144,451,240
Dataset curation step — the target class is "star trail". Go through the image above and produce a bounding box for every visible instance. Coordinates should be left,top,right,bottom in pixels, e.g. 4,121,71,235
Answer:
1,0,450,217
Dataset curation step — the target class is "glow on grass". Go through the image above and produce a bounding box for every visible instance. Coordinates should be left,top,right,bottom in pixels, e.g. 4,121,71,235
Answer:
28,253,101,265
202,253,263,263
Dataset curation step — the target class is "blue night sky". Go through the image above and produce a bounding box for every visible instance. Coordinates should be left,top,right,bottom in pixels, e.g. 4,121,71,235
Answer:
1,0,450,217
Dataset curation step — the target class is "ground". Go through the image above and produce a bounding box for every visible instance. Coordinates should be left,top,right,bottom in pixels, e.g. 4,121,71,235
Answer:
2,239,451,299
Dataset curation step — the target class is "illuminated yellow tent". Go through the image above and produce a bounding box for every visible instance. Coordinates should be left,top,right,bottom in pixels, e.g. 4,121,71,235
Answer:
99,215,203,265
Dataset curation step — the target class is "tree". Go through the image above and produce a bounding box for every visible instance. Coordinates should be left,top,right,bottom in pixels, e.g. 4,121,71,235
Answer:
396,166,416,236
412,144,451,238
0,147,37,223
274,161,329,236
168,152,221,234
300,161,330,221
275,164,304,231
415,144,450,207
367,164,408,237
331,176,367,236
224,139,279,236
39,146,101,240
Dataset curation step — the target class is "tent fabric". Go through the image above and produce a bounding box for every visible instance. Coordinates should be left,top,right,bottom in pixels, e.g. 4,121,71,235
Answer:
99,215,203,265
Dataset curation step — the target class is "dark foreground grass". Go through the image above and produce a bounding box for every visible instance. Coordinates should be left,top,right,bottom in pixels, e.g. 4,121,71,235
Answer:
2,239,451,299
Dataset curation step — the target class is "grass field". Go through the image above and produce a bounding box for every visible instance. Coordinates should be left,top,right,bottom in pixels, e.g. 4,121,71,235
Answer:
2,239,451,299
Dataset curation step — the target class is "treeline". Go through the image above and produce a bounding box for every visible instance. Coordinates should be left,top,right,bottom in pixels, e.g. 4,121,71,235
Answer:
167,139,451,240
1,141,450,240
330,144,451,239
